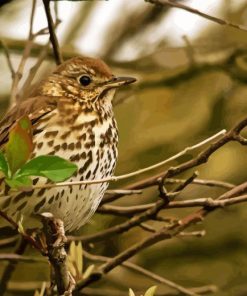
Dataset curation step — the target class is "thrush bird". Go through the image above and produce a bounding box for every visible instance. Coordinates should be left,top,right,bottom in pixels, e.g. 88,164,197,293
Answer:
0,56,136,232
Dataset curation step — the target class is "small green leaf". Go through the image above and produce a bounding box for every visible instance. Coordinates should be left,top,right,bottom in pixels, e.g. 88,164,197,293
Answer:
129,289,136,296
5,176,32,189
5,116,33,175
144,286,157,296
0,151,8,176
17,155,77,182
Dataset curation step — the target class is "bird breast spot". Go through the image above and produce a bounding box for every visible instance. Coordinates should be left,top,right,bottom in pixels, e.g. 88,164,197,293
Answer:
75,113,97,125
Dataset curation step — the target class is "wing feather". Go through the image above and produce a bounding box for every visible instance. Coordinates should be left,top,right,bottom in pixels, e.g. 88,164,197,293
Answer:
0,96,58,148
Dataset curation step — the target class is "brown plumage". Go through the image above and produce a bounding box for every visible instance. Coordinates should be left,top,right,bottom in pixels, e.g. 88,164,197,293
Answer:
0,56,136,231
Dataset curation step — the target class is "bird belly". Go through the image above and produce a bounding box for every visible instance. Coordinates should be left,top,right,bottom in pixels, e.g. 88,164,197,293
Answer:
0,112,118,232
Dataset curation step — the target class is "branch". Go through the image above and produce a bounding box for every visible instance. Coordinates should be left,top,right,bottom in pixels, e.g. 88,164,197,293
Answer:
20,42,50,99
9,0,37,105
41,213,75,295
68,174,196,244
0,253,45,263
42,0,63,65
75,181,247,291
0,210,44,254
0,236,18,248
25,129,226,191
98,194,247,216
83,251,208,296
1,40,15,78
145,0,247,32
102,117,247,205
0,238,28,296
164,178,234,189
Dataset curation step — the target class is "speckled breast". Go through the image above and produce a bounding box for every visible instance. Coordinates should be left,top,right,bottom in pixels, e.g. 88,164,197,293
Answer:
1,107,118,232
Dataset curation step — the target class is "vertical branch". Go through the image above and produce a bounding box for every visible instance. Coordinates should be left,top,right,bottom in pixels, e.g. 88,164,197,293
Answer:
9,0,37,106
41,213,74,295
42,0,63,65
1,40,15,79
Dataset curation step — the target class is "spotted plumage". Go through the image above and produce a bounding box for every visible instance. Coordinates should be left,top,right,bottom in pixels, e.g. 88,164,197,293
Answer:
0,56,136,231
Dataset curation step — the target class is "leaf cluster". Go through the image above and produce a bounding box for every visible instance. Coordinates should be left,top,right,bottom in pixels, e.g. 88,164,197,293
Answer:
0,116,77,190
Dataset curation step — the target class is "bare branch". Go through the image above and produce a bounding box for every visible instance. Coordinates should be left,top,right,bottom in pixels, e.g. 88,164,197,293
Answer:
102,117,247,205
1,40,15,78
0,236,18,248
41,213,74,295
75,181,247,291
0,238,28,296
165,178,234,190
0,210,45,254
68,174,195,244
9,0,37,106
24,129,226,191
0,253,45,263
84,251,206,296
145,0,247,32
42,0,63,65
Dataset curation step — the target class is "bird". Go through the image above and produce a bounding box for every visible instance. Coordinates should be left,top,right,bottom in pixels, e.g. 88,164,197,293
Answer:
0,56,136,232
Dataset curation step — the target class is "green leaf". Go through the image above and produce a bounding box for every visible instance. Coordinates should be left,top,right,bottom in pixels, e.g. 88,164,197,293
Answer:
5,116,33,175
0,151,8,176
144,286,157,296
16,155,77,182
5,176,32,189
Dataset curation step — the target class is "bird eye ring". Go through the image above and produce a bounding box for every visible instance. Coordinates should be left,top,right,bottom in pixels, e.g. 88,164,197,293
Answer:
78,75,91,86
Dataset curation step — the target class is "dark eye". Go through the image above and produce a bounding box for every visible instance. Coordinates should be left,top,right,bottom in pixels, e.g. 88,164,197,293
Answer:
79,75,91,86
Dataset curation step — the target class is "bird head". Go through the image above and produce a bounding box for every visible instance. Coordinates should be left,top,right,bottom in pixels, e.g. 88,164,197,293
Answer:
38,56,136,108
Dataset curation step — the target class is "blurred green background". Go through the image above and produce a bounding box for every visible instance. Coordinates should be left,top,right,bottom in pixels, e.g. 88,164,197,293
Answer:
1,0,247,295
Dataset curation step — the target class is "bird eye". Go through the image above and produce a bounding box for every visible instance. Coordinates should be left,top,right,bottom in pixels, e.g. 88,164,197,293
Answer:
78,75,91,86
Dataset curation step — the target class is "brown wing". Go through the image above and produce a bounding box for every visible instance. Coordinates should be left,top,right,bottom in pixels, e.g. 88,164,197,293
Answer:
0,96,58,148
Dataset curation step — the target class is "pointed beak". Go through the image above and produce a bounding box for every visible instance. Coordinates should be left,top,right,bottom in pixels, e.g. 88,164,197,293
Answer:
105,76,136,89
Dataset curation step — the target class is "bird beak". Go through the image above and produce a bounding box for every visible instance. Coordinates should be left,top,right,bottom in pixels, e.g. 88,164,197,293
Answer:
105,76,136,89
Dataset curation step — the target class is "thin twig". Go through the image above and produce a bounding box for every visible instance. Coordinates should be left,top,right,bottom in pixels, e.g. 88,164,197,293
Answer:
178,230,206,238
0,253,46,263
25,129,226,191
0,238,28,296
0,236,18,248
105,189,142,195
20,42,50,99
1,40,15,78
75,181,247,291
98,194,247,216
83,251,203,296
102,118,247,205
145,0,247,32
0,210,45,254
9,0,37,106
165,178,234,189
42,0,63,65
68,174,196,244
